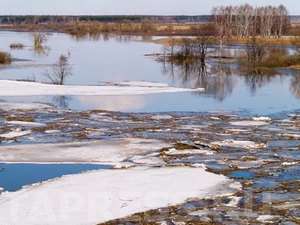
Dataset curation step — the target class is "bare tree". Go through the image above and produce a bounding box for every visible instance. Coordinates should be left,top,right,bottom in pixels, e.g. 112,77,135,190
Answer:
212,4,290,39
46,54,72,85
193,36,210,65
278,5,289,37
245,37,266,68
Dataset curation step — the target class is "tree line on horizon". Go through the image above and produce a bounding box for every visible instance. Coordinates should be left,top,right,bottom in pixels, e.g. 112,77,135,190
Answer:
212,4,290,39
0,4,296,38
0,15,211,24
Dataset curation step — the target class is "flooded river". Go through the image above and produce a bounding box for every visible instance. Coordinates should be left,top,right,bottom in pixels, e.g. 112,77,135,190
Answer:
0,31,299,224
0,31,299,115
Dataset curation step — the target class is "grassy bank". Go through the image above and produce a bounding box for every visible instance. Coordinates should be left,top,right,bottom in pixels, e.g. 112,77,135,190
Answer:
0,22,216,37
151,36,300,47
239,47,300,75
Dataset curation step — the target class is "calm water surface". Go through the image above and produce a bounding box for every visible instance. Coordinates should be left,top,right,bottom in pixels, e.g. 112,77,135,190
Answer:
0,31,299,115
0,163,111,192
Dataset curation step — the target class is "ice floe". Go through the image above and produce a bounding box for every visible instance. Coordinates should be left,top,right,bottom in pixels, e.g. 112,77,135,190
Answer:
151,114,173,120
44,130,60,134
211,139,266,149
226,196,242,207
252,116,272,122
279,133,300,139
128,153,165,166
257,215,280,223
282,162,298,166
229,120,269,126
164,148,214,156
0,167,234,225
115,81,169,87
6,120,46,127
0,138,168,164
0,80,200,96
0,102,51,110
0,129,31,139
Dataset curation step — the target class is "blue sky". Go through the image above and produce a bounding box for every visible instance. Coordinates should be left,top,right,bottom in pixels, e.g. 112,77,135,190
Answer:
1,0,299,15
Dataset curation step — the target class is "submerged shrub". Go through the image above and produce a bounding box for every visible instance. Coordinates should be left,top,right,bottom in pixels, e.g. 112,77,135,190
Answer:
10,43,25,49
260,50,300,68
33,33,47,50
0,51,11,64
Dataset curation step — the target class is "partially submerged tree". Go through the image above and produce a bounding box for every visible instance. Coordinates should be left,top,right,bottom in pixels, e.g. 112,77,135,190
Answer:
246,37,266,67
33,33,48,54
162,37,213,66
46,54,72,85
193,36,210,65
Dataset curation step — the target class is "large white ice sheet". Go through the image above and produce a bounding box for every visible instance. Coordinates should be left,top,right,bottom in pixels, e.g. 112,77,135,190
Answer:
0,80,202,96
0,138,168,164
0,167,233,225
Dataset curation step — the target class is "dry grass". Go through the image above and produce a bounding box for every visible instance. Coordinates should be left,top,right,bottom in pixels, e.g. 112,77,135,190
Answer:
1,21,216,37
152,36,300,47
0,51,11,64
229,36,300,46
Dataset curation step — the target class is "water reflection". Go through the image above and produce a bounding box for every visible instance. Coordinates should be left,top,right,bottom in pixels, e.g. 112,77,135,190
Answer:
70,33,140,42
290,70,300,99
244,74,275,94
161,59,235,101
52,96,70,108
33,46,50,56
206,62,234,101
160,56,300,102
33,33,50,56
1,31,300,114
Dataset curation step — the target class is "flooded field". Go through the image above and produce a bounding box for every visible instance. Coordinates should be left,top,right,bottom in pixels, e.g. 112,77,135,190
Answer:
0,31,299,225
0,31,300,114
